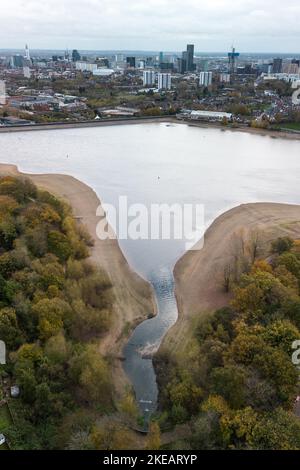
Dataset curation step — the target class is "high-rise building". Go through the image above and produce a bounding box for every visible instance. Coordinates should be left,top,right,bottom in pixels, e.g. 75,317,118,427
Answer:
228,47,240,74
10,55,24,68
177,57,186,74
200,60,209,72
72,49,81,62
157,73,171,90
283,61,299,74
159,52,164,65
199,71,213,87
25,44,30,61
179,45,195,73
126,57,136,68
273,58,283,73
143,70,156,87
146,57,154,67
186,44,195,72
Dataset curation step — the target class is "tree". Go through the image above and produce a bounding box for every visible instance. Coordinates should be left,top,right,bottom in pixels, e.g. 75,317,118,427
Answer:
271,237,293,255
210,366,246,409
91,422,134,450
69,345,112,406
118,392,139,423
32,298,72,341
167,374,203,420
251,408,300,450
276,252,300,280
262,319,300,356
146,422,161,450
0,307,24,350
47,231,73,262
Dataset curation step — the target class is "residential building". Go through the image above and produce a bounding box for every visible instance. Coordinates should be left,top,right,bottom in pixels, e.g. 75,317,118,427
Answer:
23,66,31,79
158,73,171,90
273,58,283,73
75,62,98,72
143,70,156,87
220,73,231,83
199,71,213,87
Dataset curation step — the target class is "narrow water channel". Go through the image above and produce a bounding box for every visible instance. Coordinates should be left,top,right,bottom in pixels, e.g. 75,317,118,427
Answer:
123,267,178,417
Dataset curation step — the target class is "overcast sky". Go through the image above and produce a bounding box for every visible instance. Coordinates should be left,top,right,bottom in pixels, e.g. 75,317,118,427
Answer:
1,0,300,53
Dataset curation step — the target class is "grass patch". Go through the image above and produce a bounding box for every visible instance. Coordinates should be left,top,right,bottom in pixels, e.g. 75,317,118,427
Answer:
0,442,9,450
280,122,300,131
0,404,12,432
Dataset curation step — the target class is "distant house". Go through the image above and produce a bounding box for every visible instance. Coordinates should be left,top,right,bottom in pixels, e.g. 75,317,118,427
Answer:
0,434,6,446
10,385,20,398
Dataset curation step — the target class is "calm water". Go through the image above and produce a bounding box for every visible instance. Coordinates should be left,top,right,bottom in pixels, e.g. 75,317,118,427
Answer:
1,123,300,416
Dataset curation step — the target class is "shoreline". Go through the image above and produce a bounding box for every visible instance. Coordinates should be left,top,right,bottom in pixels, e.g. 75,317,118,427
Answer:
0,163,157,398
160,202,300,356
0,116,300,141
0,116,174,133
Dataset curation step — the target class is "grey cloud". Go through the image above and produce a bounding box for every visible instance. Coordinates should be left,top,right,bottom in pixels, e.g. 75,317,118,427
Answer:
1,0,300,51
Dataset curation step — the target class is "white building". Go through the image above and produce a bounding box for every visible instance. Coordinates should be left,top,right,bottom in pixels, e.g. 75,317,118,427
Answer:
25,44,30,61
262,73,300,84
23,66,31,79
180,110,232,122
158,73,171,91
219,73,231,83
115,54,124,63
143,70,156,87
76,62,98,73
92,69,115,77
199,71,213,87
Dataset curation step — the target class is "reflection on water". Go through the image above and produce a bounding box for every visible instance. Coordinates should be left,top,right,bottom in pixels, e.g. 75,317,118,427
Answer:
1,122,300,419
123,267,177,417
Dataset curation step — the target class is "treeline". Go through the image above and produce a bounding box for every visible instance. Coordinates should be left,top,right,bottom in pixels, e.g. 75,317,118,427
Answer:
157,236,300,450
0,176,115,449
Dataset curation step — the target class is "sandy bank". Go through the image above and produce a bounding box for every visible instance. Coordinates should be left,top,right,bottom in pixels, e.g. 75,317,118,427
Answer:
161,203,300,355
0,163,156,395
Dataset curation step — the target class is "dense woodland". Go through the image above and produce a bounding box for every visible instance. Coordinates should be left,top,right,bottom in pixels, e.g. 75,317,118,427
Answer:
0,176,122,449
157,236,300,450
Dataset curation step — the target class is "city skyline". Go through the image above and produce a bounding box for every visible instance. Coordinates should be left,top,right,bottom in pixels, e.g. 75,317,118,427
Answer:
0,0,300,53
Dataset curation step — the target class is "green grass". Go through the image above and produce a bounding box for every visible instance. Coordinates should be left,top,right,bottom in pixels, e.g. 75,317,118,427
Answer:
0,442,9,450
0,404,12,451
0,404,12,432
280,122,300,131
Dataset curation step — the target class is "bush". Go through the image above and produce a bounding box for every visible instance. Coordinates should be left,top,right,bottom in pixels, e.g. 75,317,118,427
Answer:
271,237,293,255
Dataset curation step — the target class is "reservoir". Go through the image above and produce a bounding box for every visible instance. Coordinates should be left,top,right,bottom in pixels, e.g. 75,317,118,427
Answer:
1,122,300,416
